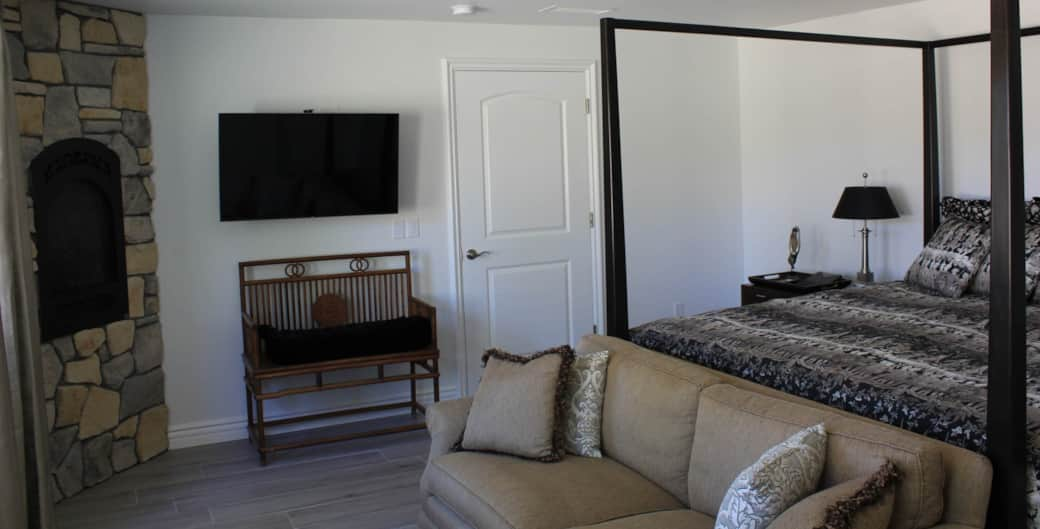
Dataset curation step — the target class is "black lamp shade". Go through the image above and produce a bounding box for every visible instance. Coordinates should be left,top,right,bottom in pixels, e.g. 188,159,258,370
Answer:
832,186,900,220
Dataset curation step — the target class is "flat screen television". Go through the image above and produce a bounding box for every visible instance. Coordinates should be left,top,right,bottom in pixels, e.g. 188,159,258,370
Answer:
219,113,399,221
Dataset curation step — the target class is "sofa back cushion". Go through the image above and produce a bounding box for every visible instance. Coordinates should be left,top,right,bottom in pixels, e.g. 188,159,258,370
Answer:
577,335,720,504
688,385,945,529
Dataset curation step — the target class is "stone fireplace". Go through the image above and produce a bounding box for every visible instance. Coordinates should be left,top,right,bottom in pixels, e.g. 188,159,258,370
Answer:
6,0,167,500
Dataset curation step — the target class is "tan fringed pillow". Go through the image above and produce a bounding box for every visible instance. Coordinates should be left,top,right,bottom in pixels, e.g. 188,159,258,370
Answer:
459,346,574,462
767,460,901,529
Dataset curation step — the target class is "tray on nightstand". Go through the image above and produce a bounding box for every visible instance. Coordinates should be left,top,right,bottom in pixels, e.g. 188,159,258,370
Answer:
748,271,851,293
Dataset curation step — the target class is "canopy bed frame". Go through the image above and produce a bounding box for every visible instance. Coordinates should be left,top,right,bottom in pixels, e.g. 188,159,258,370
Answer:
599,1,1034,526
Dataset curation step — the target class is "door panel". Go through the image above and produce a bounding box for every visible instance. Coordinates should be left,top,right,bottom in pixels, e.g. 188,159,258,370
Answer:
487,261,571,353
482,94,569,237
453,67,595,392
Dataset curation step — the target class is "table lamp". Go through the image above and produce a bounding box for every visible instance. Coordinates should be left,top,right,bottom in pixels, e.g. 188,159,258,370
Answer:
832,173,899,283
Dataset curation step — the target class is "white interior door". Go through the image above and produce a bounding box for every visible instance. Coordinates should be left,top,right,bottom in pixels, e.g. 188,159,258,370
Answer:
451,65,597,393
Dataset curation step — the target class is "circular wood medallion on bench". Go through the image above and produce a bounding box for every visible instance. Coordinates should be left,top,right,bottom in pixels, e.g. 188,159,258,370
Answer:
312,294,349,328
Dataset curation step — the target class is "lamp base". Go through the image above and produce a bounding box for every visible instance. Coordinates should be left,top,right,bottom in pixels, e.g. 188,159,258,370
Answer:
856,271,874,284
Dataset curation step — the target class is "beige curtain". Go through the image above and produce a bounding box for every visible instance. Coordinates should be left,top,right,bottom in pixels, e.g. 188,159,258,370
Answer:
0,29,54,529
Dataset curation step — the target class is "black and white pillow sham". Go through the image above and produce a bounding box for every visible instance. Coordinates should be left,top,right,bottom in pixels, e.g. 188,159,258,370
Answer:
970,224,1040,301
942,196,1040,225
906,217,991,298
941,197,991,225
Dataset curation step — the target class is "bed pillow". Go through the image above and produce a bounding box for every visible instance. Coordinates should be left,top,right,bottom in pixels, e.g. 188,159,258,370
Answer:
563,350,610,458
460,346,574,462
768,459,900,529
715,424,828,529
969,224,1040,299
905,218,991,298
941,196,991,224
941,196,1040,225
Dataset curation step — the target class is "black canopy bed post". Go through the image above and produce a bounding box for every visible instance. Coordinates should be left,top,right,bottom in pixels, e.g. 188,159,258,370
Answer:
600,17,630,339
922,43,941,244
986,0,1028,526
601,10,1033,527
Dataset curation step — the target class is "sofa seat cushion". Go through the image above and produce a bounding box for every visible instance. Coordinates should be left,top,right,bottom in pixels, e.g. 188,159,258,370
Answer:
569,507,715,527
570,510,715,529
423,452,684,529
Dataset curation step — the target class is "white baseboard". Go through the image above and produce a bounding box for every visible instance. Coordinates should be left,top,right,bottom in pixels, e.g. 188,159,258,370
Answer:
168,386,458,450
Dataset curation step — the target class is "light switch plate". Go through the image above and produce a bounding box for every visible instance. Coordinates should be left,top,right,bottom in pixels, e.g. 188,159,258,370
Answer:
405,217,420,239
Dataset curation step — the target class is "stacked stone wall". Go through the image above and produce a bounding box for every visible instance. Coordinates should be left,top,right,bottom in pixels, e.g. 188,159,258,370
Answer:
5,0,166,500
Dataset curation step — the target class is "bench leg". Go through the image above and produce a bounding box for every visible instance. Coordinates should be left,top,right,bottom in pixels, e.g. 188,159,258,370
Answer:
410,362,418,414
433,358,441,402
255,382,269,466
245,383,255,439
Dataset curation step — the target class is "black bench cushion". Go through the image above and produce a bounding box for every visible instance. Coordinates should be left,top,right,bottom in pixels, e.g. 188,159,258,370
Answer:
258,316,433,365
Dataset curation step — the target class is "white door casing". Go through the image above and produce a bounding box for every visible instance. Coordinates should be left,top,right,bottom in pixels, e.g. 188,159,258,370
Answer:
445,60,603,394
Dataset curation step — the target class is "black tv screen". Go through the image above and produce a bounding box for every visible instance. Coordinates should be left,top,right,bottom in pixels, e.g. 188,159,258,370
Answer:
219,113,399,221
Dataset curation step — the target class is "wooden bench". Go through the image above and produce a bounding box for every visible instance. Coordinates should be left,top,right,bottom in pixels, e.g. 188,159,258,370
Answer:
239,251,439,463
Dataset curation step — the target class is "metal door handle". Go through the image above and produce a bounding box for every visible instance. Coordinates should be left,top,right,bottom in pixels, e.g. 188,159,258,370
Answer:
466,249,490,260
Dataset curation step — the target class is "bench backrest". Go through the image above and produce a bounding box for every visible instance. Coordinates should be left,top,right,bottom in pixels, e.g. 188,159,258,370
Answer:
239,252,413,331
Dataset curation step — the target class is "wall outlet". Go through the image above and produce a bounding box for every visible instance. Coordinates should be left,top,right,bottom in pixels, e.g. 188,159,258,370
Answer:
674,303,685,317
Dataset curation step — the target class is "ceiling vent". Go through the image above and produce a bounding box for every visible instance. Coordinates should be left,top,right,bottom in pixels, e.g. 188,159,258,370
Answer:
538,5,615,15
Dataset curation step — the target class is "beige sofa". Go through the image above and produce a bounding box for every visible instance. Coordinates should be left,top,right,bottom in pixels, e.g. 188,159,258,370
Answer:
419,335,992,529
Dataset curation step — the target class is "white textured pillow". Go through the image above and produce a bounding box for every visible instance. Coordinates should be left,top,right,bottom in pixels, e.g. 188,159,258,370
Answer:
715,424,828,529
562,350,610,457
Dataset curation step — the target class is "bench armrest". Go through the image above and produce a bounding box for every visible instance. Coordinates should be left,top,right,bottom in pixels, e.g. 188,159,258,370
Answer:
426,397,472,462
242,312,260,368
409,297,438,348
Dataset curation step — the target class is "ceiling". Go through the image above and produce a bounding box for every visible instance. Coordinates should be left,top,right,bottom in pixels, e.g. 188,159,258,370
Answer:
86,0,925,28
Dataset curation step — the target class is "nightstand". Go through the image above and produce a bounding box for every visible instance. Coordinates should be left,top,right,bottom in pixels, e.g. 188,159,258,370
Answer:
740,278,851,306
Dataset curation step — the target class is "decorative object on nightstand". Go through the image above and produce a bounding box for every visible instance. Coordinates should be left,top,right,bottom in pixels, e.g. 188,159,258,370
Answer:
832,172,900,283
787,226,801,271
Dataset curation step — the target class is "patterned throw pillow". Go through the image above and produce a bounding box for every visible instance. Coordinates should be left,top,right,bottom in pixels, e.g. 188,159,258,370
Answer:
460,346,574,462
563,350,610,458
1030,197,1040,225
768,459,901,529
970,224,1040,299
941,196,991,224
714,424,828,529
905,218,991,298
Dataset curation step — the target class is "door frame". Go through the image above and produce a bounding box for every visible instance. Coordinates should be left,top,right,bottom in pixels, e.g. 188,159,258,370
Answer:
443,58,605,395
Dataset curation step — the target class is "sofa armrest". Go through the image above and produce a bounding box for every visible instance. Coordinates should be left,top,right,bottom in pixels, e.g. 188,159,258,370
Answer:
426,397,472,462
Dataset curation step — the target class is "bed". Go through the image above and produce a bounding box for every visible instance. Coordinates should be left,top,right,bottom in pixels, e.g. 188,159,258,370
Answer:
600,12,1034,524
629,281,1040,525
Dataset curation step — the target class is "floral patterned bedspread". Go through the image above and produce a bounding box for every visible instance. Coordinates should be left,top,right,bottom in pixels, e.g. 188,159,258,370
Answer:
629,281,1040,526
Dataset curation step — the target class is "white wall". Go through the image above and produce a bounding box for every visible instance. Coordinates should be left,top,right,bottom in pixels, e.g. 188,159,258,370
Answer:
739,0,1040,281
148,15,599,445
616,30,744,325
938,41,1040,199
780,0,1040,41
781,0,1040,200
737,40,923,281
150,2,1040,446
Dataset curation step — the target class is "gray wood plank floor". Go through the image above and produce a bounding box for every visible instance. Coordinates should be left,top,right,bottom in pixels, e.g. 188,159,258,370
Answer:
55,415,431,529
